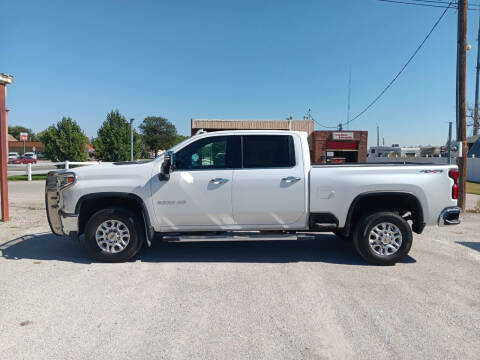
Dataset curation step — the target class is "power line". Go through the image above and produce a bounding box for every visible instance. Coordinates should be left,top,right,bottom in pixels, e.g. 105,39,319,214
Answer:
378,0,478,9
410,0,458,3
410,0,477,5
341,1,453,127
313,117,337,129
379,0,451,8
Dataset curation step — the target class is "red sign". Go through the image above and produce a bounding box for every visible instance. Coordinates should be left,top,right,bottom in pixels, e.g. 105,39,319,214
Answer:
19,132,28,141
329,158,346,164
326,141,358,150
332,132,354,140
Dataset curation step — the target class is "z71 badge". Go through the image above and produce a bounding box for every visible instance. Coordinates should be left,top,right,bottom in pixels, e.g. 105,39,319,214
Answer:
420,169,443,174
158,200,187,205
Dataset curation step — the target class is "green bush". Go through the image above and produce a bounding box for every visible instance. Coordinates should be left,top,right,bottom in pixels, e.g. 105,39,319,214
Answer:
39,117,88,162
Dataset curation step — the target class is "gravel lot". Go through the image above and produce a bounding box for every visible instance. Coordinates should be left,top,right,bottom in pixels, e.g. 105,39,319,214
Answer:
1,181,479,359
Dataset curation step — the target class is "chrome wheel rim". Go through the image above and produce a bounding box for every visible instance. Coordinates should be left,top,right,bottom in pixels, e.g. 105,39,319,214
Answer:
95,220,130,253
368,222,402,256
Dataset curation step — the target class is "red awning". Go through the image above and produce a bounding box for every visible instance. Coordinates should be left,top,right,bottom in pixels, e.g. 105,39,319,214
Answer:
326,141,358,150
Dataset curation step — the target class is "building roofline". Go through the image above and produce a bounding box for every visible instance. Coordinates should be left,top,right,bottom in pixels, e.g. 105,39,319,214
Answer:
191,118,313,123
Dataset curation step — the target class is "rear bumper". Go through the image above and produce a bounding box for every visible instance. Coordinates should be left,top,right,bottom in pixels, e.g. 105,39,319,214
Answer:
437,207,461,226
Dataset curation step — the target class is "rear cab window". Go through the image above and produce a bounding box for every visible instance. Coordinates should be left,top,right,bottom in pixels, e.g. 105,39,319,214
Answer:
242,135,295,168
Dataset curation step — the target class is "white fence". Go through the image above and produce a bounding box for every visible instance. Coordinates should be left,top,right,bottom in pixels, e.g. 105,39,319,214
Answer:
9,158,480,183
8,161,103,181
467,158,480,183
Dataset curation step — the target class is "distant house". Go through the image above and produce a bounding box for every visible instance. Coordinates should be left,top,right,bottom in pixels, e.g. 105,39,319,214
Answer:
468,137,480,158
369,145,421,158
8,133,43,155
85,143,95,159
467,135,480,152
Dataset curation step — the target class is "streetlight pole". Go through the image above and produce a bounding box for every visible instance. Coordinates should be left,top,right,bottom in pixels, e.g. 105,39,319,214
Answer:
130,118,134,162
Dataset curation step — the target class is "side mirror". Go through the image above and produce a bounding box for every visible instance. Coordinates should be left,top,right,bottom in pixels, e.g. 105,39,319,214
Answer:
159,151,174,181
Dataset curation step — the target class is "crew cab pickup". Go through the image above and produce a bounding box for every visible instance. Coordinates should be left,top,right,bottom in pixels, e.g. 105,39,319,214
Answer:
46,130,461,265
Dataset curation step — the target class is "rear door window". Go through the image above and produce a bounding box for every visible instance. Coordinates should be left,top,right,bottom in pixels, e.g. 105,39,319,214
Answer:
242,135,295,168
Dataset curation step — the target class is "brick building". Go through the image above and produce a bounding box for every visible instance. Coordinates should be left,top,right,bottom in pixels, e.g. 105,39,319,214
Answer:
311,130,368,164
191,119,314,144
190,119,367,164
8,141,44,154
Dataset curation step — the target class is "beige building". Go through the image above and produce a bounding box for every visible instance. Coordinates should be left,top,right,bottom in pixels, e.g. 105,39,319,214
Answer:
191,119,314,145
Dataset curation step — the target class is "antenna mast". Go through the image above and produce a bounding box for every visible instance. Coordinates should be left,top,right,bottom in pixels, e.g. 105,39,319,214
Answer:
346,69,351,130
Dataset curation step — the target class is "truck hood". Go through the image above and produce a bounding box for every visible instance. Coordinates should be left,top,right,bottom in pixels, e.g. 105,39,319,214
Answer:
66,161,157,181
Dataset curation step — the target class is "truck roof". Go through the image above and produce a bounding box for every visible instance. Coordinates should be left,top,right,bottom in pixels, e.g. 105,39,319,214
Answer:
193,129,307,136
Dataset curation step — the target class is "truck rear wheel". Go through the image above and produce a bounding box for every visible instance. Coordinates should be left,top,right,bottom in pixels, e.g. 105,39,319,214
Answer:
84,207,144,262
353,212,412,266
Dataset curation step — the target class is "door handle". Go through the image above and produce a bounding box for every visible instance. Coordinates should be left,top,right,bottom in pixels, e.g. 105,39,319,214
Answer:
282,176,301,183
210,178,229,184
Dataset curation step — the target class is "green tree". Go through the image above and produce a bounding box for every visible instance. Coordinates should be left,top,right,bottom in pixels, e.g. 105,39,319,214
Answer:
39,117,88,161
139,116,179,156
174,134,189,145
93,110,141,161
8,125,39,141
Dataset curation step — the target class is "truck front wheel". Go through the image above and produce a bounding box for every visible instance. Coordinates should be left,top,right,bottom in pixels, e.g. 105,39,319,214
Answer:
84,207,144,262
353,212,413,266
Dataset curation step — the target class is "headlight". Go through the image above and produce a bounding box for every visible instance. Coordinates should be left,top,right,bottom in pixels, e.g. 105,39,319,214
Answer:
57,172,76,190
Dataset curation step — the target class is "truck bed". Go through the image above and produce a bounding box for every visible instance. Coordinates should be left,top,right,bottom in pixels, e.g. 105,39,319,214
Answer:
309,163,457,227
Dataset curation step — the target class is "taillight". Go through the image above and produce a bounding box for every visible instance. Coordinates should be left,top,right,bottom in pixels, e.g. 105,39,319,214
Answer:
448,169,459,200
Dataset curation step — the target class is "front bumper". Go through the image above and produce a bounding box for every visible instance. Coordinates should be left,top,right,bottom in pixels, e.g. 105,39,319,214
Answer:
45,172,79,236
438,207,461,226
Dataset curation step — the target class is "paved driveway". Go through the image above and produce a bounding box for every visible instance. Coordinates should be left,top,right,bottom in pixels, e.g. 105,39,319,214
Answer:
0,181,479,359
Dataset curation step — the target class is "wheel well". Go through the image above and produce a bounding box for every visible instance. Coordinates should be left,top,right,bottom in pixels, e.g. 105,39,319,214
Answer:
345,193,424,235
77,195,145,235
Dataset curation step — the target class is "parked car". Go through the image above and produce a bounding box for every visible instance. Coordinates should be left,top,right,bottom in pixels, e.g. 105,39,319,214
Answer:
36,152,47,160
10,155,37,164
8,152,19,160
23,152,37,159
46,130,461,264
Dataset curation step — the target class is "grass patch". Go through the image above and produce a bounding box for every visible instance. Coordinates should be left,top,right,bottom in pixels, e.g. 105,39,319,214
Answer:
466,181,480,195
8,174,47,181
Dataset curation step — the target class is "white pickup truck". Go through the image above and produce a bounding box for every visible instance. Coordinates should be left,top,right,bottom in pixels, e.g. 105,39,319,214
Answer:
46,130,461,265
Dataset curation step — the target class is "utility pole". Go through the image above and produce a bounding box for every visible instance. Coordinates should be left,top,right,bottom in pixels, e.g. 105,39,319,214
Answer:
448,121,453,164
474,8,480,136
130,118,134,162
377,125,380,147
456,0,468,210
0,73,13,222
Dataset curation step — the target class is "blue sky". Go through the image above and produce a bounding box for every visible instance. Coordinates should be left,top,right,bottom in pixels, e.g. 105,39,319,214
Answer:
1,0,479,146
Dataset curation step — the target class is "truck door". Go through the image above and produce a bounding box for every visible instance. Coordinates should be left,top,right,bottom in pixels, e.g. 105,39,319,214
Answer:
151,135,241,229
232,134,306,226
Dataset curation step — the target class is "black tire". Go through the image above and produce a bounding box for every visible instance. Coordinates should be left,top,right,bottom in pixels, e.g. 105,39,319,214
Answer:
353,212,413,266
84,207,144,262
